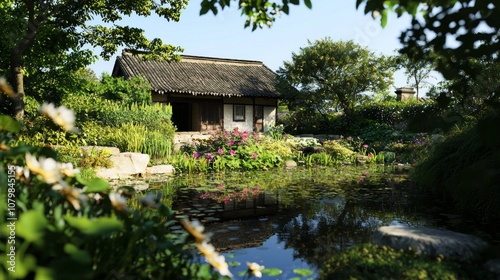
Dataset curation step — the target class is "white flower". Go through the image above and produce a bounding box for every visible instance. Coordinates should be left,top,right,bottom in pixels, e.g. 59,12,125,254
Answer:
26,153,62,184
181,219,207,243
15,166,30,180
247,262,265,278
207,253,232,278
39,102,78,132
52,181,86,210
109,192,129,213
59,162,79,177
197,240,216,257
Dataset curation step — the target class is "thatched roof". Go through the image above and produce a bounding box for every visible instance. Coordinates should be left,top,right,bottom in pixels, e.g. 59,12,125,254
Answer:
112,51,282,98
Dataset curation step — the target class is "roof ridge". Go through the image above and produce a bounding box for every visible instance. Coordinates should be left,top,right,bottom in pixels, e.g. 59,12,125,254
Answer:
180,55,264,66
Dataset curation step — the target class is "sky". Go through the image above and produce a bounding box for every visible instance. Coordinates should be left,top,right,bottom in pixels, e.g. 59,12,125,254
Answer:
88,1,438,95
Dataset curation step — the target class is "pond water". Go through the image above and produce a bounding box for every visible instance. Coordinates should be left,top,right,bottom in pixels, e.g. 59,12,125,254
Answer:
143,164,498,279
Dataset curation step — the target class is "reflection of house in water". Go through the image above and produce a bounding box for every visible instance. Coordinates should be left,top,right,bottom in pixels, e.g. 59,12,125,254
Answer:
172,188,280,251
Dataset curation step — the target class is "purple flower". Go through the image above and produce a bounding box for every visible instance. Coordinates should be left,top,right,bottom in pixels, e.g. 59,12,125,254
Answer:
230,150,236,156
252,153,258,159
218,148,224,155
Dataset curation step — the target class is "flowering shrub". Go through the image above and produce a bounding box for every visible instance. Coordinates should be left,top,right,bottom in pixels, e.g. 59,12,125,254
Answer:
178,128,283,173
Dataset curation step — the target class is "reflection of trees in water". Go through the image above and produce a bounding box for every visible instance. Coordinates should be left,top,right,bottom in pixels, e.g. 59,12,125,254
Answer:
274,185,429,269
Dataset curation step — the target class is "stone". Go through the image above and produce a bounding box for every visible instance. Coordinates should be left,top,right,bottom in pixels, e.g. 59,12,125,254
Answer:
145,165,175,175
284,160,297,168
371,226,488,262
96,152,150,179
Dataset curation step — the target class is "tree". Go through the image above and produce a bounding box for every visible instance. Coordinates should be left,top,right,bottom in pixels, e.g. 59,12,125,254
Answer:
0,0,187,119
204,0,499,90
396,51,435,99
277,38,395,120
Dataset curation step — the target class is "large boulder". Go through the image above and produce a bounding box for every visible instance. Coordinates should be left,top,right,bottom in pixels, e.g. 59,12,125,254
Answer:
371,225,487,261
96,152,150,179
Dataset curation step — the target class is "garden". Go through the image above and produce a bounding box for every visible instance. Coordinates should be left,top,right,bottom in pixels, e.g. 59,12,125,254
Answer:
1,0,500,278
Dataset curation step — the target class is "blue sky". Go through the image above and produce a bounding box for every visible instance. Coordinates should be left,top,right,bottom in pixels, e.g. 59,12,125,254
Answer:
88,1,438,94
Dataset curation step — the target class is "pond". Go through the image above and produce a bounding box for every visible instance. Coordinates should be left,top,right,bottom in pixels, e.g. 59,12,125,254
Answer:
141,164,498,279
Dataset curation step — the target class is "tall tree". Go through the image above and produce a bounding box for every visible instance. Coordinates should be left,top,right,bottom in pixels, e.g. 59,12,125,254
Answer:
396,51,435,99
277,38,395,119
1,0,187,119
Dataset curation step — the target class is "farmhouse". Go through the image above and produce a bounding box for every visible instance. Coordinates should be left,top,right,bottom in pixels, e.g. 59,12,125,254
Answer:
112,51,282,133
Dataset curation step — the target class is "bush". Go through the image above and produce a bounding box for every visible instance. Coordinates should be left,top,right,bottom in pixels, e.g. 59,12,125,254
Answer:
0,115,221,280
413,112,500,222
320,243,493,279
322,140,355,161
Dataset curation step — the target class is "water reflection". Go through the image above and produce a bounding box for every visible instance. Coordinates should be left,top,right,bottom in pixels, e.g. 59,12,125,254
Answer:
166,165,434,278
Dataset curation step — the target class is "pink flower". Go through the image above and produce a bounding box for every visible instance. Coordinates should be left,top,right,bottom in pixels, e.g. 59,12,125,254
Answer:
223,196,231,204
227,141,234,146
363,144,368,149
358,177,364,183
193,152,199,158
218,148,224,155
252,153,258,159
230,150,236,156
339,135,344,139
347,136,352,141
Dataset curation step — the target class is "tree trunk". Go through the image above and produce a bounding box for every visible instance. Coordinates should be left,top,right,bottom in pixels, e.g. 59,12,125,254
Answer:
10,52,25,119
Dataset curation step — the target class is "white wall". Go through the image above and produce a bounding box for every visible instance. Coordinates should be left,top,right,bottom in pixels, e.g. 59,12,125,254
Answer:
223,105,277,133
263,107,276,132
223,104,253,132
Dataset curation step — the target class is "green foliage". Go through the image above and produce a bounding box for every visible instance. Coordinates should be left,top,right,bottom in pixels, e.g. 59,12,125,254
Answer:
322,140,355,161
2,0,187,117
320,243,493,280
0,115,219,280
96,74,152,105
413,112,500,222
55,146,113,169
277,38,395,119
177,128,283,173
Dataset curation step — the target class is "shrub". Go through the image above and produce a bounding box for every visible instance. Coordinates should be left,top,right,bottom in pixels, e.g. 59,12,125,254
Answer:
322,140,355,161
413,112,500,221
320,243,493,280
0,115,221,280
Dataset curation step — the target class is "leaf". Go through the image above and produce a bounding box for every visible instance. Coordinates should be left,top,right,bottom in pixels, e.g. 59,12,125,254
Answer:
381,9,389,27
64,243,92,264
304,0,312,9
293,268,314,276
16,210,48,243
83,178,110,193
0,115,22,133
262,268,283,276
65,216,123,236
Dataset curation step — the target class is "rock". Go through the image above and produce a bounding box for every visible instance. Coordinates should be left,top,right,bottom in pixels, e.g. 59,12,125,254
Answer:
371,226,488,261
145,165,175,175
284,160,297,168
96,152,150,179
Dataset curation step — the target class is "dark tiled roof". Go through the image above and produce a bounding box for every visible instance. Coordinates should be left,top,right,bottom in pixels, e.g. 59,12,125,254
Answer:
113,51,281,98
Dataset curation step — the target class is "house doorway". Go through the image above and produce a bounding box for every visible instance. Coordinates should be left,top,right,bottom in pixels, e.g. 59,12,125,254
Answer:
172,102,191,131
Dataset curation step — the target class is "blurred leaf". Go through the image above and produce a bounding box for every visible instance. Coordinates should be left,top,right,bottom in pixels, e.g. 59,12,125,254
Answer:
17,210,48,243
64,243,92,264
0,115,21,132
83,178,110,193
65,216,123,235
293,268,314,276
262,268,283,276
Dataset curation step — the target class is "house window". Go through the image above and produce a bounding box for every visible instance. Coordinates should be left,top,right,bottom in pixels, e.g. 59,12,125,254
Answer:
233,105,245,122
